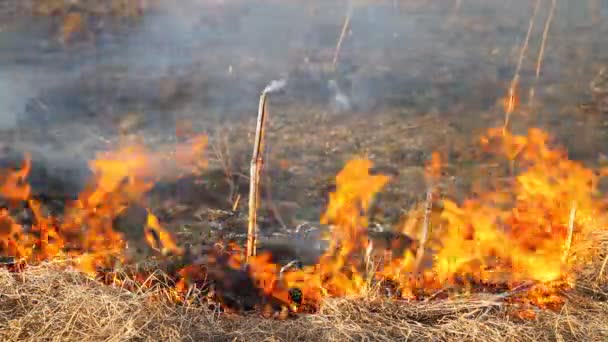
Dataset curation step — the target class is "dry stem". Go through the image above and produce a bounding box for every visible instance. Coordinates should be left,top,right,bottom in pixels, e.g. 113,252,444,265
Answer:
415,188,433,271
599,254,608,281
264,171,288,229
232,194,241,212
246,92,269,260
210,127,239,206
563,203,577,263
529,0,557,105
503,0,541,132
332,1,353,71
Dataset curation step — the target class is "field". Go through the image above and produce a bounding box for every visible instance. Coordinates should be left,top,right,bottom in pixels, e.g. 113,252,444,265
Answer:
1,1,608,341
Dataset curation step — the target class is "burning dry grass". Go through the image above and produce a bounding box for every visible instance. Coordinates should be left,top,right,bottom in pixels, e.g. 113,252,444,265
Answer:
0,262,606,342
1,126,608,341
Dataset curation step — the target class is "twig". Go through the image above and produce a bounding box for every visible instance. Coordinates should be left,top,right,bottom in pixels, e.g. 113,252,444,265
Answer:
279,260,302,280
332,1,353,71
424,287,451,302
231,194,241,212
598,254,608,282
529,0,557,105
503,0,541,132
415,189,433,272
247,92,268,260
246,80,287,261
365,239,374,276
263,163,288,229
562,203,577,263
494,281,536,299
265,188,288,230
597,251,608,279
210,128,238,205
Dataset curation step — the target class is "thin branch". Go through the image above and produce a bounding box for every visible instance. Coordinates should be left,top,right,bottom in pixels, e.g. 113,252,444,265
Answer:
415,189,433,272
598,254,608,282
530,0,557,105
332,1,353,71
562,203,577,263
231,194,241,212
210,128,237,205
503,0,541,132
264,166,288,230
246,80,286,261
247,92,269,260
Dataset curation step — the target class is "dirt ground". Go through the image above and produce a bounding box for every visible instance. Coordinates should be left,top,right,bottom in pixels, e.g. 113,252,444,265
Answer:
1,1,608,340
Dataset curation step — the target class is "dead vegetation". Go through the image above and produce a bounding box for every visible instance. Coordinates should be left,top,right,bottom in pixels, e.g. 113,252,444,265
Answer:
0,261,606,342
2,1,608,341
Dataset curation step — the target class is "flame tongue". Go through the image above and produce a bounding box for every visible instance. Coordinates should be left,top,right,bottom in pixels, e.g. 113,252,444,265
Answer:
241,128,606,310
0,127,604,314
0,135,206,271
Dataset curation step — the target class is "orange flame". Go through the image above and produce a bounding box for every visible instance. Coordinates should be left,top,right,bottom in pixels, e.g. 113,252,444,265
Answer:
0,127,604,314
241,128,606,309
0,134,207,274
0,154,31,202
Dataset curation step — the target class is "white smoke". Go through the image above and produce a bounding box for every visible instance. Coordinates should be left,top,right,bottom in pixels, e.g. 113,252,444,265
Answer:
263,79,287,94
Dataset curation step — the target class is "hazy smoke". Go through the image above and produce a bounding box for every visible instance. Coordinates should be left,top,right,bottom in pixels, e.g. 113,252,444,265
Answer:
4,0,552,132
264,79,287,94
0,0,605,198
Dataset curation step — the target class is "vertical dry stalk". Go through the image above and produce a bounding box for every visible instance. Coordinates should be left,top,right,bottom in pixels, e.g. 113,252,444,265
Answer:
28,200,48,255
246,80,286,261
364,239,382,297
231,194,241,212
529,0,557,105
211,128,238,205
503,0,541,132
364,240,374,275
332,1,353,71
562,203,577,263
246,92,269,260
415,189,433,271
264,172,288,230
598,254,608,281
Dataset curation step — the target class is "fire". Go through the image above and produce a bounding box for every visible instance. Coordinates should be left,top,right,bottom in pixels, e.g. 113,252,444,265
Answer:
241,128,607,310
0,134,206,274
0,154,31,202
503,87,519,115
145,211,183,256
0,208,34,259
0,126,605,316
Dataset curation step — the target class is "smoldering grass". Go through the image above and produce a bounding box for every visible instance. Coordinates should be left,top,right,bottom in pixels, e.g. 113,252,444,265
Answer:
1,258,607,342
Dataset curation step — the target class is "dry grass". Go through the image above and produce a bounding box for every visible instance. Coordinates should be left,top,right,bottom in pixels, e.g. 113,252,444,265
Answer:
0,261,606,342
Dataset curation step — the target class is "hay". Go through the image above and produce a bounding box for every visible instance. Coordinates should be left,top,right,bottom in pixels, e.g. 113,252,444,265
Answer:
0,263,606,342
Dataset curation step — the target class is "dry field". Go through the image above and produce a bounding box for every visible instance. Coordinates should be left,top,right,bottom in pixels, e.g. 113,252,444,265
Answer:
1,1,608,341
